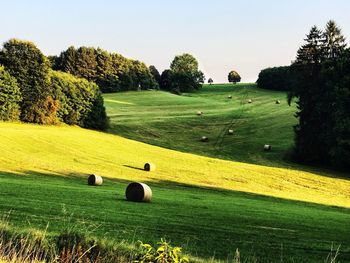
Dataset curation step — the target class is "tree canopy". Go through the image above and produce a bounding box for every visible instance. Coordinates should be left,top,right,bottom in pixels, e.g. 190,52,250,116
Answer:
228,70,241,84
0,66,22,121
0,39,109,130
52,46,158,93
163,53,205,93
288,20,349,170
0,39,54,123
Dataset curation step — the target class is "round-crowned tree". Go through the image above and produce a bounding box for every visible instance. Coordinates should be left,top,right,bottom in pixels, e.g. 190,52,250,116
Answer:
228,70,241,84
0,66,22,121
0,39,55,123
208,78,213,85
169,53,205,93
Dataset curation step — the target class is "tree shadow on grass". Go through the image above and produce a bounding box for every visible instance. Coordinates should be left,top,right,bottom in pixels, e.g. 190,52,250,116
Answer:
1,169,350,261
1,169,349,211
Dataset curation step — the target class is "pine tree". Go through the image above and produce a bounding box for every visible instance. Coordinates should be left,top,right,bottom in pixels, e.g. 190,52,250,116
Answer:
323,20,347,60
289,22,349,169
295,26,324,65
289,26,327,164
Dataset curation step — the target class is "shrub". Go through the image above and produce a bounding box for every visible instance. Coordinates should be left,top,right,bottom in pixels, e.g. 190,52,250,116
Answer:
0,66,22,121
132,239,189,263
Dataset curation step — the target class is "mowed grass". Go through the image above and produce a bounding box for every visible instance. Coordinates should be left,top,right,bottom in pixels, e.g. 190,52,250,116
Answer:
105,83,297,167
0,123,349,262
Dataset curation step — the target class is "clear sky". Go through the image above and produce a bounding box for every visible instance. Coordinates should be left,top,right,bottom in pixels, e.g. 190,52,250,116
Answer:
1,0,350,82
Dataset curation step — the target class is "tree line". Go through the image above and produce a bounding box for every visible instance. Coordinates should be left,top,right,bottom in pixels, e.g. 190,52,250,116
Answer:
50,47,158,93
0,40,210,130
259,20,349,170
0,39,108,130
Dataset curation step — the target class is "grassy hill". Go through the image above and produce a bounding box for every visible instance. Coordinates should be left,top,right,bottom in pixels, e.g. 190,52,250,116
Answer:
0,122,349,262
104,83,297,167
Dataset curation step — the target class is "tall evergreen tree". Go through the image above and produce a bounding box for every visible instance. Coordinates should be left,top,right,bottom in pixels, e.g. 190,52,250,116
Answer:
295,26,324,65
289,21,350,170
323,20,347,60
289,26,328,164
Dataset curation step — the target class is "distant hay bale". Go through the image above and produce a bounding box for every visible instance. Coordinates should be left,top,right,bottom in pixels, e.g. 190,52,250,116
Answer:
144,162,156,172
227,95,232,99
197,111,203,116
88,174,103,186
201,136,209,142
247,99,252,104
228,129,234,135
125,182,152,202
264,144,272,151
276,100,281,104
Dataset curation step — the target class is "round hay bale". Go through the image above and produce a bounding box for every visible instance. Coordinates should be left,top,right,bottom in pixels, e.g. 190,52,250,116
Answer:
144,162,156,172
227,95,232,99
276,100,281,104
88,174,103,186
125,182,152,202
197,111,203,116
264,144,272,151
228,129,234,135
201,136,209,142
247,99,252,104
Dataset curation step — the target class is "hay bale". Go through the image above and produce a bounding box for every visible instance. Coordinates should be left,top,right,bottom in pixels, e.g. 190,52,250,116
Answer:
88,174,103,186
247,99,252,104
125,182,152,202
144,162,156,172
276,100,281,104
201,136,209,142
264,144,272,151
197,111,203,116
227,95,232,99
228,129,234,135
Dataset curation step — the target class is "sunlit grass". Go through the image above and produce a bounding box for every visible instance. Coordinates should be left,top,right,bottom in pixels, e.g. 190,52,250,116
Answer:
0,122,349,208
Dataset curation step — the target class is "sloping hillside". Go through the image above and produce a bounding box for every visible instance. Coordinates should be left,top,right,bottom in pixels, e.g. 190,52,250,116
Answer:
0,123,350,261
104,84,297,167
1,122,349,207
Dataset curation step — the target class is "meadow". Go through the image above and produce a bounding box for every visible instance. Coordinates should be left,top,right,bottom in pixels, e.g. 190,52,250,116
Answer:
105,84,297,167
0,84,349,262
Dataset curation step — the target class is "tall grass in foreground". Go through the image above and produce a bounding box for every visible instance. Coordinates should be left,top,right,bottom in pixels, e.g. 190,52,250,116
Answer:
0,218,342,263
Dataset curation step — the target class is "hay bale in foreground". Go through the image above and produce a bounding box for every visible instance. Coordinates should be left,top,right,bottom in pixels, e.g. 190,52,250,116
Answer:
276,100,281,104
125,182,152,202
144,162,156,172
228,95,232,99
228,129,234,135
201,136,209,142
88,174,103,186
197,111,203,116
264,144,272,151
247,99,252,103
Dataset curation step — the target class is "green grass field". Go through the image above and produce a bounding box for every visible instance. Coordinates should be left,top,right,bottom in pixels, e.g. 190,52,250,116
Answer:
105,83,297,167
0,84,349,262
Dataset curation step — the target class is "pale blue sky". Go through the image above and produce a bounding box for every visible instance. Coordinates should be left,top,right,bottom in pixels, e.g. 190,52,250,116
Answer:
1,0,349,82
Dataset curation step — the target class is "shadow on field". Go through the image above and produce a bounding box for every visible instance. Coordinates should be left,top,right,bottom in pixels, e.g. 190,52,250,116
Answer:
123,165,145,171
1,169,349,211
1,169,350,262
